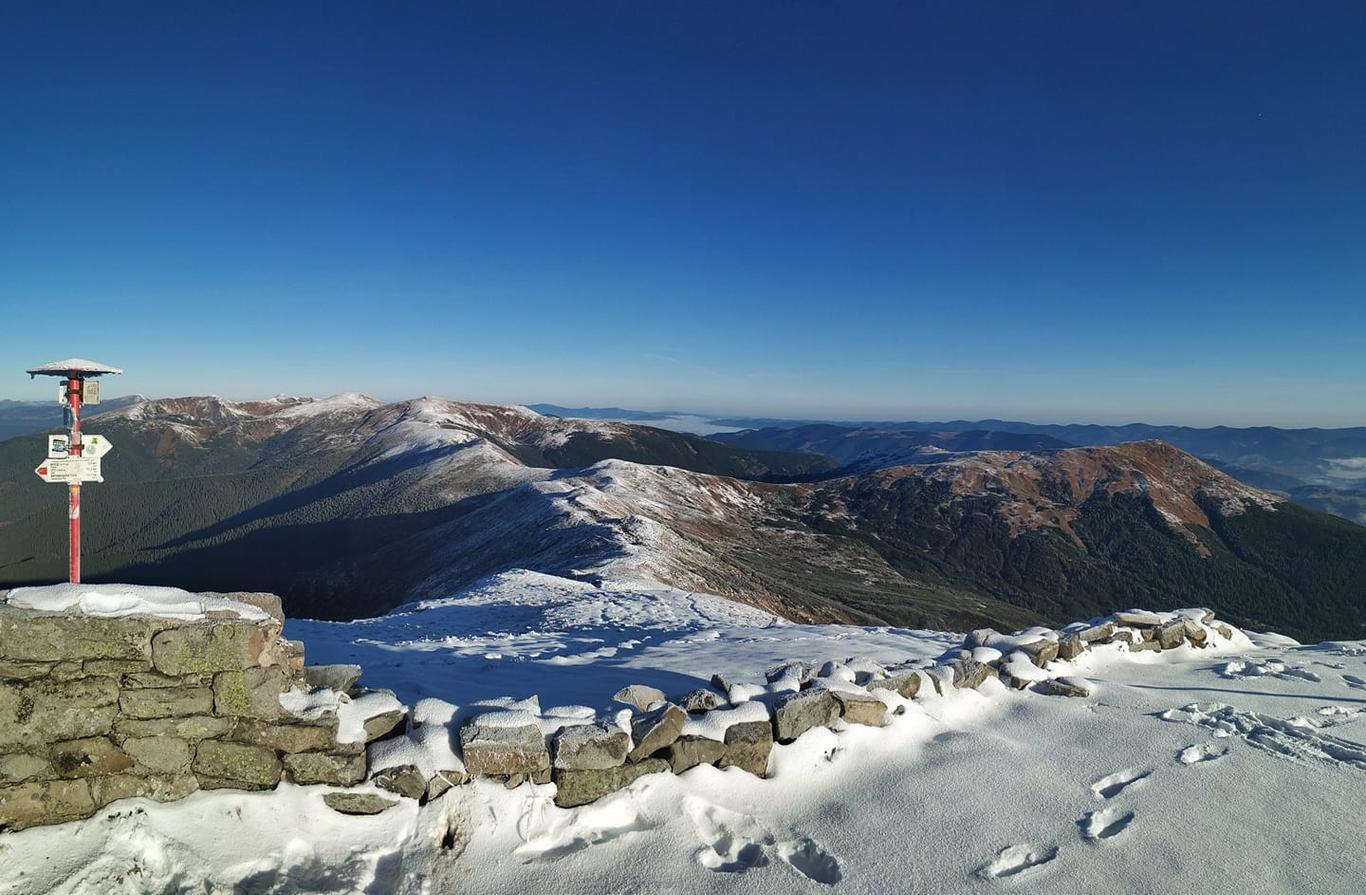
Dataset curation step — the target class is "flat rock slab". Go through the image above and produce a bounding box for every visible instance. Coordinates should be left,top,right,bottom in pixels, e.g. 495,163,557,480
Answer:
1113,610,1164,628
553,758,670,808
772,688,839,743
213,667,287,720
323,792,399,816
1035,676,1092,698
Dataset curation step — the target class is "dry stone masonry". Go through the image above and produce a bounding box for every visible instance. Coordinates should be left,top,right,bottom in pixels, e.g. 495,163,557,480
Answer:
0,589,403,831
1,586,1240,831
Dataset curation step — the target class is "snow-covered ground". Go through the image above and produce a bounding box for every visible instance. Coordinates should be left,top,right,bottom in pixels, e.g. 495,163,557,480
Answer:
4,571,1364,894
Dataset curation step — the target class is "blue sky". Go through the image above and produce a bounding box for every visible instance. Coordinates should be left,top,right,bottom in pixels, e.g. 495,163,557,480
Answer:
2,2,1363,425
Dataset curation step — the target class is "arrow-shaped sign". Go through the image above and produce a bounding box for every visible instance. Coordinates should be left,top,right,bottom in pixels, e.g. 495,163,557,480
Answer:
81,434,114,460
35,457,103,484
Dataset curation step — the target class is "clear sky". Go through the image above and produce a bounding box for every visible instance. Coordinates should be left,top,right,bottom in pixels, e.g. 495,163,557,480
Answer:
2,2,1363,426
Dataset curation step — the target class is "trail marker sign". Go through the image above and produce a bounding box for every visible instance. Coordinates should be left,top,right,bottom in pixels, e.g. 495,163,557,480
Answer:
24,357,124,583
35,457,103,484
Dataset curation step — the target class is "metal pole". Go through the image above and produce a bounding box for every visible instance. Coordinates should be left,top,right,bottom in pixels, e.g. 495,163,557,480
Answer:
68,374,81,584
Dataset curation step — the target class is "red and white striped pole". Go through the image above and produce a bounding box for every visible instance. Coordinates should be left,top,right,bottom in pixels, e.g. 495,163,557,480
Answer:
67,374,82,584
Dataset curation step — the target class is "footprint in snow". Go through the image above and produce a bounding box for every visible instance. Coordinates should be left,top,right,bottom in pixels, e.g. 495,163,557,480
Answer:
684,797,842,885
1090,768,1151,800
1342,675,1366,691
1078,807,1134,842
976,844,1059,880
1177,743,1228,765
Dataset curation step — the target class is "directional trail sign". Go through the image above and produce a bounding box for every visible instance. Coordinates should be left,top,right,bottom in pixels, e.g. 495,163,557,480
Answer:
24,357,123,583
35,457,104,484
81,434,114,459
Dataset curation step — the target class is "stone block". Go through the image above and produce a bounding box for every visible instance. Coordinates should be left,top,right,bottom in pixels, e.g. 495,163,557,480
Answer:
372,764,426,800
1076,622,1115,643
193,740,281,790
363,708,406,743
212,667,287,719
0,613,165,663
553,723,629,771
151,622,268,676
627,703,686,762
0,677,120,748
0,752,53,784
114,715,233,741
89,773,198,808
664,736,726,774
719,720,773,777
0,660,54,682
460,720,550,778
950,658,993,689
1056,634,1085,661
83,659,152,676
867,669,922,699
118,686,214,720
122,736,193,775
1019,639,1060,668
679,689,724,714
1155,620,1191,650
833,690,887,726
1035,676,1092,698
122,671,212,689
49,736,134,778
0,778,95,831
552,757,670,809
282,751,366,786
232,718,339,753
302,664,363,694
772,688,839,743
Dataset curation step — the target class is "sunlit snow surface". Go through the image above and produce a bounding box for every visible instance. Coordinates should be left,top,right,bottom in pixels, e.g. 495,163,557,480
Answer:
4,571,1366,895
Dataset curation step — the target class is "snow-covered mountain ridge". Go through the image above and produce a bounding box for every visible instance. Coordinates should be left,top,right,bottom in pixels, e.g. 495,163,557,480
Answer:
1,394,1361,641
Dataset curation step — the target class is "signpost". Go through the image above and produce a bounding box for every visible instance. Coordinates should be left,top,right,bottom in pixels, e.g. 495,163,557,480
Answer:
25,358,124,584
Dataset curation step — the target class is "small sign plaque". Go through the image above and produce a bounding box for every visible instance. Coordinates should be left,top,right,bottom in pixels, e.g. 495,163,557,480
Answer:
48,434,70,458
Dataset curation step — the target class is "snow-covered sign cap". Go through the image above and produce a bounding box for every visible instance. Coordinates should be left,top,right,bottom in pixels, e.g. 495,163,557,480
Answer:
26,357,124,378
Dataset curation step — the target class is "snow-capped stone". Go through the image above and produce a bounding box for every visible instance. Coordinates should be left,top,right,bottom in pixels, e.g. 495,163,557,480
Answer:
679,689,724,714
719,720,774,777
612,684,666,712
627,704,686,762
867,668,922,699
772,688,839,743
371,764,427,800
833,690,886,727
458,717,550,778
552,723,628,771
949,658,993,689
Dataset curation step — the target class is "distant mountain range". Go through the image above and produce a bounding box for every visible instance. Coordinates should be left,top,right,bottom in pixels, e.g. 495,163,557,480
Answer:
715,423,1366,526
0,395,144,441
1,395,1363,641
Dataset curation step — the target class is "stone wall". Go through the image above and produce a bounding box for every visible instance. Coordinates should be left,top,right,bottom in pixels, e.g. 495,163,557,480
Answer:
361,607,1237,812
0,593,399,832
1,588,1239,830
